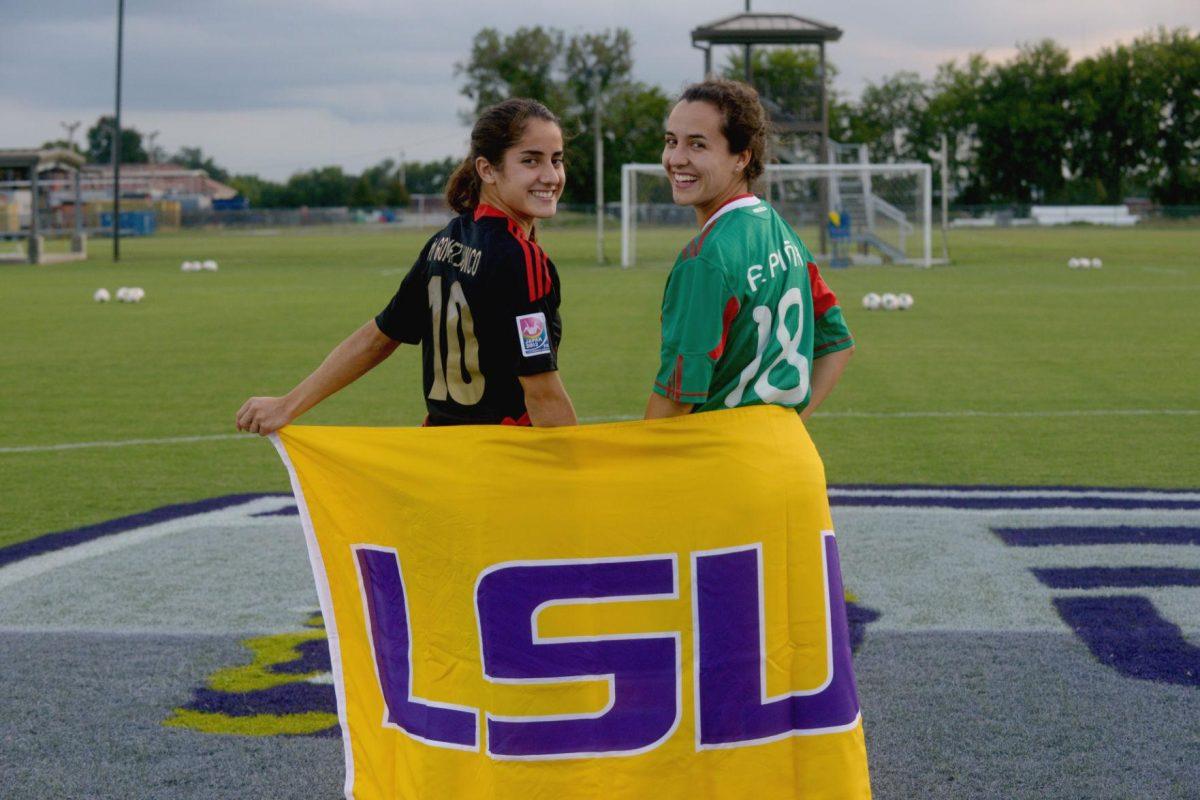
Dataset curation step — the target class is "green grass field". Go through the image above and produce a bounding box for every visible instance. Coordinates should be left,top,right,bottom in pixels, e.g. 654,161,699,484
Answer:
1,223,1197,548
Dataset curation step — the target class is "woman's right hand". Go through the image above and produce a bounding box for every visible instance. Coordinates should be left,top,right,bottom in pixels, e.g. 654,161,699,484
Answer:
236,396,295,436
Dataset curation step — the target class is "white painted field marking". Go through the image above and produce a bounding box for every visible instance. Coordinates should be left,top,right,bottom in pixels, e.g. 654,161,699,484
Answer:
830,487,1200,501
582,408,1200,424
818,408,1200,420
0,496,293,591
3,408,1196,454
0,433,255,454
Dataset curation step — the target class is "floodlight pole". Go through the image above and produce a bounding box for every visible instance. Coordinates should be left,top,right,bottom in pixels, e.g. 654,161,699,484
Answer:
112,0,125,261
60,121,82,152
743,0,752,82
939,133,950,262
593,72,605,265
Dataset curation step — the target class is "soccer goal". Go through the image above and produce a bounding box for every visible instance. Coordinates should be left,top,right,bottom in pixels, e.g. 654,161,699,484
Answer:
620,162,933,268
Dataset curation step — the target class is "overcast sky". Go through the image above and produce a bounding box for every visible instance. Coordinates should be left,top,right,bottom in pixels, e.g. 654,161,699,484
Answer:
3,1,1196,181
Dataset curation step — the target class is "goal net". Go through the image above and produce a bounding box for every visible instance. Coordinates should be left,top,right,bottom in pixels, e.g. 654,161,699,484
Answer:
620,162,932,268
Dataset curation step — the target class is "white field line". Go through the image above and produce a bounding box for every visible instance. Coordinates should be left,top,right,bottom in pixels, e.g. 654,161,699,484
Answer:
586,408,1200,423
829,487,1200,501
817,408,1200,420
0,496,291,591
2,408,1196,454
0,433,254,454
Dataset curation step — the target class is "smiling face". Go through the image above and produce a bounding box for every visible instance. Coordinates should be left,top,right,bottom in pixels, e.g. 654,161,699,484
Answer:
662,100,751,224
477,118,564,232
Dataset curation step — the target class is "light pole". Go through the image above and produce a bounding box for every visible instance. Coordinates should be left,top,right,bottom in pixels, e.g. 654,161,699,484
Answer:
145,130,160,164
593,71,605,265
112,0,125,261
60,121,81,152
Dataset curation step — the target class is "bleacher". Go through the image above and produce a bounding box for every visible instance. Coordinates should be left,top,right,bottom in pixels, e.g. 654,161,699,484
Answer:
1031,205,1140,226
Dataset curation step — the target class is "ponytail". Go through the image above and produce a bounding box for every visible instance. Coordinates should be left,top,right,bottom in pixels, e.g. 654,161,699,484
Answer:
445,156,482,215
444,98,561,214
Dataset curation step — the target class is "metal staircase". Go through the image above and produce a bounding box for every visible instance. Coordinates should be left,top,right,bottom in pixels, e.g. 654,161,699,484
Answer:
826,141,912,263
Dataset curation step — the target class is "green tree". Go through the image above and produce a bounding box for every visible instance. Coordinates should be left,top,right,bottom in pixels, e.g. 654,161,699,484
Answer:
170,146,231,183
1135,28,1200,203
40,139,83,154
354,158,410,207
227,174,280,207
402,157,459,196
86,116,148,164
348,174,382,208
456,26,568,116
971,40,1073,203
457,26,664,204
925,54,990,203
279,166,354,208
841,71,932,163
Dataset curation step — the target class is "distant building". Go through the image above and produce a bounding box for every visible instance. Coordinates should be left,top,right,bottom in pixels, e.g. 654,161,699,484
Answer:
41,162,239,211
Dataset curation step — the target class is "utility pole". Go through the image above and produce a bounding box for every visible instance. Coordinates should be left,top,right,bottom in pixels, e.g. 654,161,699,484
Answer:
398,149,406,190
743,0,752,83
145,130,160,164
112,0,125,261
593,72,605,264
60,121,81,153
939,133,950,262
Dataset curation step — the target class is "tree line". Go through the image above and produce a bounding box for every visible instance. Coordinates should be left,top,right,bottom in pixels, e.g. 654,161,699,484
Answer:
46,26,1197,207
831,28,1199,205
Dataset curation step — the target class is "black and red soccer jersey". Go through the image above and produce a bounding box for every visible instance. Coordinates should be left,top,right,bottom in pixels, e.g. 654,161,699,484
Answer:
375,204,561,426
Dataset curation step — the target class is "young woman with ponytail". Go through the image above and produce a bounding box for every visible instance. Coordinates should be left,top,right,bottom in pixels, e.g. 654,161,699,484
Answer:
237,98,577,433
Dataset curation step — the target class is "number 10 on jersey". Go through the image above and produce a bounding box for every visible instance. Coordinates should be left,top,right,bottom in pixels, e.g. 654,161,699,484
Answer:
427,275,485,405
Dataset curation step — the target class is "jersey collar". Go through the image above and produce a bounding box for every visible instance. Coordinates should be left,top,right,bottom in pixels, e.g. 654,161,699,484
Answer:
701,193,760,233
473,203,536,240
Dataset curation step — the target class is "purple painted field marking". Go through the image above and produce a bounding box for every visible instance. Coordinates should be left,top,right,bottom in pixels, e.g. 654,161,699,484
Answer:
0,493,289,569
994,524,1200,688
994,526,1200,547
1054,596,1200,688
1032,567,1200,589
252,506,300,518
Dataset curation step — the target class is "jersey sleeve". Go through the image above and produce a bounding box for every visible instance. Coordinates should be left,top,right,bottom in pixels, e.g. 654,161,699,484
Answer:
653,255,737,404
374,243,430,344
498,237,559,377
807,261,855,358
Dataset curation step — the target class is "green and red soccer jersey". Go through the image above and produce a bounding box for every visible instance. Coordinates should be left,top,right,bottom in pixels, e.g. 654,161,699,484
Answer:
653,194,853,413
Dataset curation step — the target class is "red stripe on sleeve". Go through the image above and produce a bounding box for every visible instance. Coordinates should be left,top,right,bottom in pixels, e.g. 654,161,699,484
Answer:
807,261,838,318
531,243,549,300
508,220,537,302
707,296,741,360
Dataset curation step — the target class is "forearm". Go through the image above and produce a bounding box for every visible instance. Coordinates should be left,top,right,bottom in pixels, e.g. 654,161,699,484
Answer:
520,371,578,427
644,391,693,420
801,345,854,421
284,320,399,419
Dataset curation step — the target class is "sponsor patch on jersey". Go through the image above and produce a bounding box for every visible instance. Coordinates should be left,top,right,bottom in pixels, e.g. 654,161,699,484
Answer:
516,312,551,357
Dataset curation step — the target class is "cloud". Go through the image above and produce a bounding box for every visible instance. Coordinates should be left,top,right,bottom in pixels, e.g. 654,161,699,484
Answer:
1,0,1194,176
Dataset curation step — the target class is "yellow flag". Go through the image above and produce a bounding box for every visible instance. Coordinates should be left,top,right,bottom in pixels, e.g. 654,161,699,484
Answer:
273,405,871,799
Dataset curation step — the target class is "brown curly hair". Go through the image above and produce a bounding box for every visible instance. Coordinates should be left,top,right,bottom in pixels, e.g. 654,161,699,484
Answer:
679,79,769,183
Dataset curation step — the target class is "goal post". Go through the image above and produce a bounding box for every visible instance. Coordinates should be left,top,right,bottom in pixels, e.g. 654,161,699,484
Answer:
621,162,933,268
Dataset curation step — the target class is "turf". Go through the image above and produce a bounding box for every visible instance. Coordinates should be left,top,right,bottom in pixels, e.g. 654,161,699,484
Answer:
1,222,1197,547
